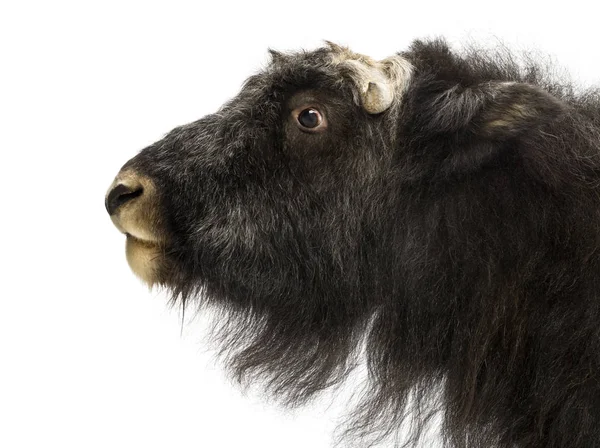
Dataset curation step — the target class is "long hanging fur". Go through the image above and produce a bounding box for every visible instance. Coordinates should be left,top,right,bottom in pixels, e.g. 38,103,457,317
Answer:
113,38,600,447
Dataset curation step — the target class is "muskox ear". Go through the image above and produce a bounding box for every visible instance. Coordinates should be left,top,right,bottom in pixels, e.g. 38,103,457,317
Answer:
421,82,568,175
421,81,566,138
479,82,566,139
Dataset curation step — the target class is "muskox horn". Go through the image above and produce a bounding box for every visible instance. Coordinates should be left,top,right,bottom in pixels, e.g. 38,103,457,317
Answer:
334,50,414,115
362,80,394,114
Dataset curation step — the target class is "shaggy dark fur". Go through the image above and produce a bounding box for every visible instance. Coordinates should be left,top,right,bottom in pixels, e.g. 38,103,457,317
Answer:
117,39,600,447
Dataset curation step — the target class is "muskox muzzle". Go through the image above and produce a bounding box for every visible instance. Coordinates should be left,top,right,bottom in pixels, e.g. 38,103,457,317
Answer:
106,168,166,285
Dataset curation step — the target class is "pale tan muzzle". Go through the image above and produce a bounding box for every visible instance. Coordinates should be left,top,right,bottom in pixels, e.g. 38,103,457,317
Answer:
105,169,165,286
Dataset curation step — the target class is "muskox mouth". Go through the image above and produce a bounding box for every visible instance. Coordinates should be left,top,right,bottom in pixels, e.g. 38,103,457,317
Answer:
125,234,168,286
106,169,168,286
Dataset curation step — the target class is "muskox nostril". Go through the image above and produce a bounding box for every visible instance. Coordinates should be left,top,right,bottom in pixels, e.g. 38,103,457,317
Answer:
105,183,143,215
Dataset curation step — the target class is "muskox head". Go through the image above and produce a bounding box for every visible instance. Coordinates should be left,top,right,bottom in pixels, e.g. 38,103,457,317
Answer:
106,39,600,447
106,42,412,290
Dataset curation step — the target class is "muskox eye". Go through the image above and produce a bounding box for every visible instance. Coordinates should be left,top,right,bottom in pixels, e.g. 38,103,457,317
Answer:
296,108,324,130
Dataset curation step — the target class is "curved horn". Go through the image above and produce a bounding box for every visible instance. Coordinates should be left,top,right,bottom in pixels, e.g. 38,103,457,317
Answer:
362,81,394,114
334,51,413,115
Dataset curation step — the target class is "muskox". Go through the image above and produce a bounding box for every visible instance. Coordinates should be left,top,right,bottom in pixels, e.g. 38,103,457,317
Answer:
106,39,600,447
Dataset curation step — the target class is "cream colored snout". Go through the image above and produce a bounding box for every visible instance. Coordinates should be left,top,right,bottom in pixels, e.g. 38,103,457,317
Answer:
105,169,165,286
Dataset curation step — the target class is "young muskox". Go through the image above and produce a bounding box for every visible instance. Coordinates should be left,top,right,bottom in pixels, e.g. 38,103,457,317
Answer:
106,39,600,447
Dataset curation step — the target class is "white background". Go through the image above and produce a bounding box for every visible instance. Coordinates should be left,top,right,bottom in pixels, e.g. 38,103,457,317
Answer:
1,1,599,447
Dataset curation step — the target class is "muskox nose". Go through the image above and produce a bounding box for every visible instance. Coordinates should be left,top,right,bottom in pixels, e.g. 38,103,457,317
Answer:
105,183,143,215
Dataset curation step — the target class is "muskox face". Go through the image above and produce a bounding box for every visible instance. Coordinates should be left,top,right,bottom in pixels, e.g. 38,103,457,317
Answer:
106,43,412,299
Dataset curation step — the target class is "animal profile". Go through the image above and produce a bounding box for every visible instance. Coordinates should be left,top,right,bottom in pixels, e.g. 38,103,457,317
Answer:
106,39,600,447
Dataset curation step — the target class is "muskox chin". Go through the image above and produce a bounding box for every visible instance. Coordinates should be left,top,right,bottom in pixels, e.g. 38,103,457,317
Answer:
107,38,600,447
